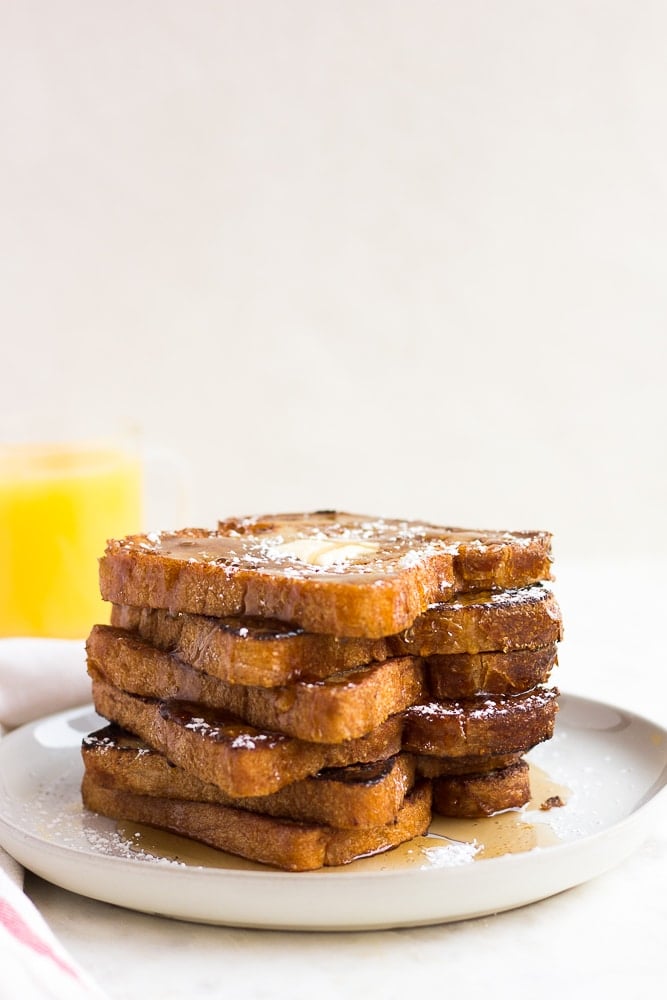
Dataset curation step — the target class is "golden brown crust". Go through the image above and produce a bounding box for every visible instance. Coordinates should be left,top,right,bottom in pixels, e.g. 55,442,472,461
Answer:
402,688,559,758
99,514,553,638
110,605,391,686
390,586,563,657
81,726,416,829
81,775,432,871
109,585,561,687
87,625,426,743
90,672,404,798
413,751,524,777
431,761,531,817
425,644,558,699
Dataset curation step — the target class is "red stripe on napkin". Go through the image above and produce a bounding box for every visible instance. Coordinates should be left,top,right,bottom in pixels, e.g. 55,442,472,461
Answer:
0,898,80,980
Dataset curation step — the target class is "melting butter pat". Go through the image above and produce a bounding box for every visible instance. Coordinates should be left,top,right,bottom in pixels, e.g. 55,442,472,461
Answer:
272,538,379,567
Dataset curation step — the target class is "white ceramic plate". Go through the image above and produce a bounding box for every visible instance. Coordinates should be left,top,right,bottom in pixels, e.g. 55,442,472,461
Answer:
0,695,665,930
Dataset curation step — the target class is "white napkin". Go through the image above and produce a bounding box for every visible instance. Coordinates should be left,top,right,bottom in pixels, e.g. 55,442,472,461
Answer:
0,638,107,997
0,638,91,729
0,835,23,887
0,721,23,887
0,865,108,998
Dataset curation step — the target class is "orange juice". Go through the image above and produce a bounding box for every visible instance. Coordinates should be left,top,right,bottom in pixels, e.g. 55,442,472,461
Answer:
0,444,142,637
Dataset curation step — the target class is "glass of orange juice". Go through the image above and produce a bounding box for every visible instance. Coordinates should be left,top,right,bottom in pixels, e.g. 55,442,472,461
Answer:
0,431,145,638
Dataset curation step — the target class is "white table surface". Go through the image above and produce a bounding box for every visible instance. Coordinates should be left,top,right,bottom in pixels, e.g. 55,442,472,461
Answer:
20,560,667,998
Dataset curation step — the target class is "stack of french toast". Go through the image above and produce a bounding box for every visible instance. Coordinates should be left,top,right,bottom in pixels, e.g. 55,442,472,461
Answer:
81,511,562,871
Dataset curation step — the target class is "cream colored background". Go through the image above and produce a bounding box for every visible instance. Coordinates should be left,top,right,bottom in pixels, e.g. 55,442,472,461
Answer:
2,1,665,560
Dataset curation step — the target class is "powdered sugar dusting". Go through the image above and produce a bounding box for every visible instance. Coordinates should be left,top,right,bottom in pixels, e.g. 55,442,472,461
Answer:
82,825,184,866
12,768,185,868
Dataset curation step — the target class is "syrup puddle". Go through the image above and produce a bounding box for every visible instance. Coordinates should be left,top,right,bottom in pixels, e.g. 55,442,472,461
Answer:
345,764,570,872
438,763,569,862
113,764,571,873
115,823,262,870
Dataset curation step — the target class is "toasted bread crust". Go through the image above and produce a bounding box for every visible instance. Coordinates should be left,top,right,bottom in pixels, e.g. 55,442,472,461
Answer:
425,644,557,699
403,688,559,758
392,586,563,657
109,585,561,687
431,761,531,817
90,667,556,787
90,673,404,798
87,626,426,743
82,726,416,828
110,605,391,686
81,775,432,871
100,514,553,638
413,752,524,777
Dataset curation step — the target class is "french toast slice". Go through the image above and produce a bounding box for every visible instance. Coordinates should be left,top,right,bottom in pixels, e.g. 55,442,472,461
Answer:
431,760,530,817
403,688,559,758
425,644,557,699
109,605,391,686
87,625,426,744
90,672,404,798
414,752,524,777
109,585,561,688
82,725,416,828
81,774,433,872
100,513,553,638
390,585,563,657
